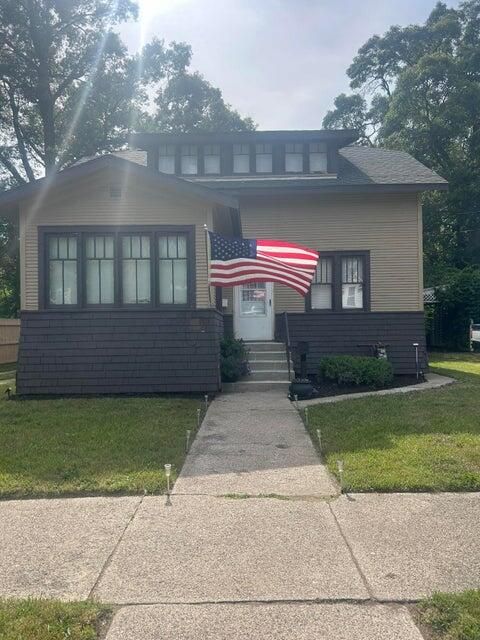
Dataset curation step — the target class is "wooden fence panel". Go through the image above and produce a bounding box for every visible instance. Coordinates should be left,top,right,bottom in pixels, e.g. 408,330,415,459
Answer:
0,319,20,364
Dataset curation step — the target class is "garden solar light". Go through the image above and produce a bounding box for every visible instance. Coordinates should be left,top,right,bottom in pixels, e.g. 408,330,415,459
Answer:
337,460,344,493
304,406,309,427
164,463,172,494
197,407,201,428
204,394,208,411
186,429,191,452
316,428,322,451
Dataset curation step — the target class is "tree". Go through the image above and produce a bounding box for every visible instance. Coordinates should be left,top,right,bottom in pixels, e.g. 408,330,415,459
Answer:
323,1,480,282
154,71,255,133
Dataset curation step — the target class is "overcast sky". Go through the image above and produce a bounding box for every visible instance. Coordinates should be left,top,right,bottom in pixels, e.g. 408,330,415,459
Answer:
119,0,459,130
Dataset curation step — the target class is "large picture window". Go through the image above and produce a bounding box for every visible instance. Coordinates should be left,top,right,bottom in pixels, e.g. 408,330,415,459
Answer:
309,252,368,311
42,227,194,309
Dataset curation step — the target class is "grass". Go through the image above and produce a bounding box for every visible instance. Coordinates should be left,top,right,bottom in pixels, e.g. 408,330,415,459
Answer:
306,352,480,492
0,385,202,498
416,590,480,640
0,599,111,640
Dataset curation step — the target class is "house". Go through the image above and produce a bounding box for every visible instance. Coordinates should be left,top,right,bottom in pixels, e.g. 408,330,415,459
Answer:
0,129,447,395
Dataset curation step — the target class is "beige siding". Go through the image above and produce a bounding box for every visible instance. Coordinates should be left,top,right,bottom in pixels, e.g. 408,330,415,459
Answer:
239,192,423,313
19,168,219,310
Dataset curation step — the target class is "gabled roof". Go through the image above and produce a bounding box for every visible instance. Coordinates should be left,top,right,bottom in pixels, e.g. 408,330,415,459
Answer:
0,153,238,217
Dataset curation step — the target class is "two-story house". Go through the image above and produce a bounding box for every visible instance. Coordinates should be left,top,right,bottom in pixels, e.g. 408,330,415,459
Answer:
0,129,447,394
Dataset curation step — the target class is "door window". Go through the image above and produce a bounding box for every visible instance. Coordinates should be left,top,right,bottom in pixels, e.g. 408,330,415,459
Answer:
240,282,267,316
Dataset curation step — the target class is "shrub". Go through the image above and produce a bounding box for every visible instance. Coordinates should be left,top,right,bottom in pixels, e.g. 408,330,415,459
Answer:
220,337,249,382
319,355,394,388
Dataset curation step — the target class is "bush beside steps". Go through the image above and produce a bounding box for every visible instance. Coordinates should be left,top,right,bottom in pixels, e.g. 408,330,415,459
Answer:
319,355,394,389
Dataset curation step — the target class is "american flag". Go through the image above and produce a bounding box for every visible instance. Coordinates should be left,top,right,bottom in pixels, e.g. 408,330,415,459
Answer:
208,232,319,296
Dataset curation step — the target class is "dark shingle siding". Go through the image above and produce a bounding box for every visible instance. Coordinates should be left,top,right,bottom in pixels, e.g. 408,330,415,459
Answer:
17,309,223,395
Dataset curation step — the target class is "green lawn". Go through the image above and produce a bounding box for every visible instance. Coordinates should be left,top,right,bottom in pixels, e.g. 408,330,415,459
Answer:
416,590,480,640
307,352,480,492
0,386,202,498
0,599,110,640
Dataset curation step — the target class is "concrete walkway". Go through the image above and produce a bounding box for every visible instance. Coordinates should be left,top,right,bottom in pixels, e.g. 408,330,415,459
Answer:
173,390,338,497
1,390,479,638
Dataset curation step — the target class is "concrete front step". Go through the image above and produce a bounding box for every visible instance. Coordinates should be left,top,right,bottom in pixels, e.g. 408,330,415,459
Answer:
249,370,291,382
245,341,285,353
223,380,291,393
249,351,287,362
250,360,292,372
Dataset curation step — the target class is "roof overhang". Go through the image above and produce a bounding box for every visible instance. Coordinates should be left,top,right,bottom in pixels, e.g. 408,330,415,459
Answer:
0,154,238,219
131,129,359,148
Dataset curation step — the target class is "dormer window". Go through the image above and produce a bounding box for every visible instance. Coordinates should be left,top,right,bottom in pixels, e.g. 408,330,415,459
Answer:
233,143,250,173
204,144,221,174
158,144,175,174
255,143,272,173
180,145,198,174
309,142,327,173
285,143,303,173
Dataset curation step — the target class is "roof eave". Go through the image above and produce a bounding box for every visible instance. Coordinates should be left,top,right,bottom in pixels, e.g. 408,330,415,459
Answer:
0,155,238,215
205,182,449,197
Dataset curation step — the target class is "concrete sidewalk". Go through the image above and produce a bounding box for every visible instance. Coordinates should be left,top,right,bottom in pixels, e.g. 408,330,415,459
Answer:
173,390,338,497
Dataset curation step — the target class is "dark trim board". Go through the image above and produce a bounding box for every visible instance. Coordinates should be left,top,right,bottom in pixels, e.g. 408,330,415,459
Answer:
17,309,223,395
275,311,427,376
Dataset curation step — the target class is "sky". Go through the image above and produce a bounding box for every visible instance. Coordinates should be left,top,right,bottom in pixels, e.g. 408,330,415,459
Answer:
119,0,460,130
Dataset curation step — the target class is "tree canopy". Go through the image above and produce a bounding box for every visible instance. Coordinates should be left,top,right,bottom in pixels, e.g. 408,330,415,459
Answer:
323,0,480,285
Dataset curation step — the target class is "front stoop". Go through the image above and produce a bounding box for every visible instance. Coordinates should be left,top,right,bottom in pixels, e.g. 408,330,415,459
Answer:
223,341,292,393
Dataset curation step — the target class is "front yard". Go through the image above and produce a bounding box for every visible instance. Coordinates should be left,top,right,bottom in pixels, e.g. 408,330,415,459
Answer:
0,383,201,498
307,353,480,492
415,590,480,640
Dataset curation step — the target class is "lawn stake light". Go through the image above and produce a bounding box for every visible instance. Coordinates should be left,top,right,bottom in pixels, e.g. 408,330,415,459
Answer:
316,428,322,452
304,407,309,427
413,343,420,381
186,430,191,453
337,460,344,493
164,463,172,494
294,394,299,410
197,407,201,429
204,394,208,412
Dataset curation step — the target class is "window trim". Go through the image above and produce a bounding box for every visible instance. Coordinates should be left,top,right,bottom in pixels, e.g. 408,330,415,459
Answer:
306,250,370,312
39,225,196,311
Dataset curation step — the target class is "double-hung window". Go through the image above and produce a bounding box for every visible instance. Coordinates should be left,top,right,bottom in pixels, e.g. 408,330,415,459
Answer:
158,144,176,174
309,142,327,173
309,252,368,311
285,143,303,173
255,143,272,173
233,143,250,173
204,144,221,174
48,236,78,305
43,228,193,309
180,145,198,174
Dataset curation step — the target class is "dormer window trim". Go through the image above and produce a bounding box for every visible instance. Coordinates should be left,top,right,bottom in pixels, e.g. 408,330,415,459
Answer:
255,143,273,174
233,143,250,174
180,144,198,175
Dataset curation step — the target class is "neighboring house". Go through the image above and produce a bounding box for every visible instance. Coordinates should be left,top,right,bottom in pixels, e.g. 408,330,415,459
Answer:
0,130,447,395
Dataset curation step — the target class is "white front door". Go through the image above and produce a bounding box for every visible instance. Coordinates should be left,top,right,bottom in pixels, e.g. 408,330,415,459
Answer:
234,282,274,341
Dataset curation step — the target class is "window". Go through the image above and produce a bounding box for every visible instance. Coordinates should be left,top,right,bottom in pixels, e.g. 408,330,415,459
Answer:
158,234,188,304
342,256,364,309
285,143,303,173
121,235,151,304
204,144,221,174
311,257,332,309
48,236,78,305
308,252,368,311
158,144,176,174
233,143,250,173
43,228,193,309
255,143,272,173
180,145,197,174
309,142,327,173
